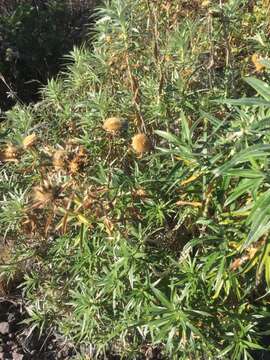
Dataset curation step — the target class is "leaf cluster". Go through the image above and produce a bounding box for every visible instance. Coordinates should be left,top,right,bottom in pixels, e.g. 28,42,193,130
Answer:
1,0,270,359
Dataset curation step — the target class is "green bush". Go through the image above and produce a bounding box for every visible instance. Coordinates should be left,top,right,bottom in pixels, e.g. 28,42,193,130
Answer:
1,0,270,359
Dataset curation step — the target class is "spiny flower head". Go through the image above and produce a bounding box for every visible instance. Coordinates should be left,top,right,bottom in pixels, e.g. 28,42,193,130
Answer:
103,117,126,133
131,133,151,154
32,181,62,208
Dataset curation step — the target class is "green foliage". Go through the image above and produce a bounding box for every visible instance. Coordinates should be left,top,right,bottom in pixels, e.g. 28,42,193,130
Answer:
1,0,270,359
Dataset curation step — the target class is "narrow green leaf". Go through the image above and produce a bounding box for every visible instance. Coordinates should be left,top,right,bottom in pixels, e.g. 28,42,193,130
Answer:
251,116,270,131
225,169,265,179
245,77,270,101
225,178,262,206
155,130,181,145
151,287,174,310
241,340,264,350
214,145,270,176
218,98,270,107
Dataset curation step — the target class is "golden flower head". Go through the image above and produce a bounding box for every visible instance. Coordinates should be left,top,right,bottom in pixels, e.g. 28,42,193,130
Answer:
131,133,152,154
22,133,37,149
251,53,265,72
103,117,126,133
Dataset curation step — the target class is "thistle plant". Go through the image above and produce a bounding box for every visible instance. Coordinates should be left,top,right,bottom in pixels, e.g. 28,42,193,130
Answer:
1,0,270,359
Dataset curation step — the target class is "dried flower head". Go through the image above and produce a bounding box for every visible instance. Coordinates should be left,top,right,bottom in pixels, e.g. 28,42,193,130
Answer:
53,149,67,170
32,181,62,208
131,133,151,154
68,159,80,174
32,186,54,207
67,146,88,174
0,143,19,162
132,188,148,198
252,53,265,72
103,117,125,133
76,146,88,158
22,133,37,149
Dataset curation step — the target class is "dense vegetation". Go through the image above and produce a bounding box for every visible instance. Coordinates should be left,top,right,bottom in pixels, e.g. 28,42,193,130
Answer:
1,0,270,359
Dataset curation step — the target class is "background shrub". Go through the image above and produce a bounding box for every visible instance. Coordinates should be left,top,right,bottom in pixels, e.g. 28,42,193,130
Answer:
0,0,97,111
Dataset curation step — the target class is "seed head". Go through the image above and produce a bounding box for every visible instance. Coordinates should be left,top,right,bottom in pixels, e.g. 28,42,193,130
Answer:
103,117,125,133
131,133,151,154
132,188,148,198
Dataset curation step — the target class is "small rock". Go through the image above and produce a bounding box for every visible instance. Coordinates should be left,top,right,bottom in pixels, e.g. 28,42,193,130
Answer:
0,322,9,335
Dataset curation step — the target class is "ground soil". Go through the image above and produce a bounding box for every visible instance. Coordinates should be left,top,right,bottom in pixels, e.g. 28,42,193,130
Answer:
0,294,166,359
0,297,76,360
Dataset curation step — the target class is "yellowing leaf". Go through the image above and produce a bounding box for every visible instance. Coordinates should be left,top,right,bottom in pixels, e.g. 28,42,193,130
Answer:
22,133,37,149
176,200,202,208
180,172,202,186
77,213,91,226
251,53,266,72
